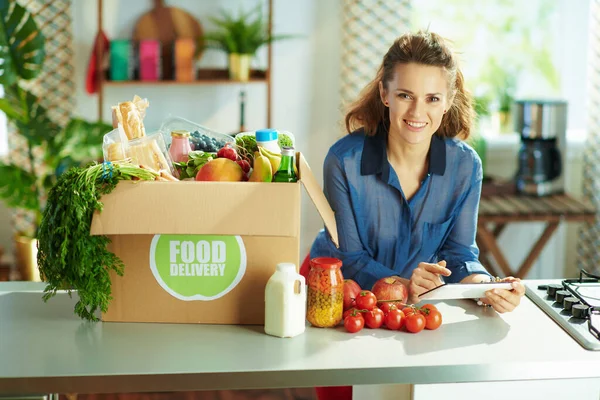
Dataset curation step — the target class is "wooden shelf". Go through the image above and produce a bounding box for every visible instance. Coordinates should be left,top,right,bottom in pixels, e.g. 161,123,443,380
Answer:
103,69,268,86
103,78,267,86
96,0,273,126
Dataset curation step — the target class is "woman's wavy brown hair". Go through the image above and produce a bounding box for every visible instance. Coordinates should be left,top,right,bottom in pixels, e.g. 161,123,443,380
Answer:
344,31,474,139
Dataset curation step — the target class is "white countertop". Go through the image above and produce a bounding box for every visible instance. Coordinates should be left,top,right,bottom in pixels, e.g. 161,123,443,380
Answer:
0,280,599,395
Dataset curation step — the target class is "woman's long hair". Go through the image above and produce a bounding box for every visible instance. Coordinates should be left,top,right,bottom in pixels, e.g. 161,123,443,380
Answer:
344,31,474,140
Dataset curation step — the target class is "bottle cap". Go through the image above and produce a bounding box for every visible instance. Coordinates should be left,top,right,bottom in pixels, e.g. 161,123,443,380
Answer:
256,129,278,142
281,146,295,157
171,130,190,138
276,262,296,273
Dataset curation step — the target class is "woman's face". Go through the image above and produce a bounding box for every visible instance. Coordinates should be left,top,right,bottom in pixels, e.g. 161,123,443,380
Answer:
380,62,451,146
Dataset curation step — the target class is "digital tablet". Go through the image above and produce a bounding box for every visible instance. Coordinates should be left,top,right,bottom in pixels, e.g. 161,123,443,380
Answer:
418,282,514,301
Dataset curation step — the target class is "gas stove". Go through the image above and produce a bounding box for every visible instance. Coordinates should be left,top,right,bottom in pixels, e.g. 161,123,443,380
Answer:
525,270,600,351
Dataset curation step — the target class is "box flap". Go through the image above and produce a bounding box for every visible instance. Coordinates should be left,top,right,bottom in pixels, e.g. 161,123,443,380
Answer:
90,181,300,237
297,153,339,248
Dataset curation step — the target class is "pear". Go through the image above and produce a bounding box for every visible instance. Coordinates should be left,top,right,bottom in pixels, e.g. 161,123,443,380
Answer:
249,154,273,182
258,146,281,175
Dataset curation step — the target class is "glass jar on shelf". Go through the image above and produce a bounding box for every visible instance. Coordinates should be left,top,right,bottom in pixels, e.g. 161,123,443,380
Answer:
306,257,344,328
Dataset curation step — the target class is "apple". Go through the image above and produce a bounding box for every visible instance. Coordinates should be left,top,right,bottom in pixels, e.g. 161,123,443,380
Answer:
371,276,408,307
343,279,362,310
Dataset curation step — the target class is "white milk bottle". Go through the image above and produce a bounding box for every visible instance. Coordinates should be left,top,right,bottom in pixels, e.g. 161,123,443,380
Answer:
264,262,306,338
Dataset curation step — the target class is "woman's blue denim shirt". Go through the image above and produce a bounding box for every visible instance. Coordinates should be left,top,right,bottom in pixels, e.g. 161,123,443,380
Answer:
310,124,491,290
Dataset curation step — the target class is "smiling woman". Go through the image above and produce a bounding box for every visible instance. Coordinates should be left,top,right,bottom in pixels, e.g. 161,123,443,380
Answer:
313,31,495,292
314,29,516,302
311,31,526,400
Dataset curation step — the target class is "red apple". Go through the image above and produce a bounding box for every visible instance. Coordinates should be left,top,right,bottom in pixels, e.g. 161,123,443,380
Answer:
343,279,362,310
372,276,408,308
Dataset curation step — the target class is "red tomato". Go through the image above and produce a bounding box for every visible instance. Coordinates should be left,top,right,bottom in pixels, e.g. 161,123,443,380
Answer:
378,302,397,315
420,303,438,313
344,312,364,333
424,309,442,330
364,307,384,329
343,307,360,321
355,290,377,311
384,308,404,330
405,313,426,333
402,306,417,317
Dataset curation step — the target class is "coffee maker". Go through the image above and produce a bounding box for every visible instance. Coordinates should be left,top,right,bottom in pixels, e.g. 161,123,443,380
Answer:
514,99,567,196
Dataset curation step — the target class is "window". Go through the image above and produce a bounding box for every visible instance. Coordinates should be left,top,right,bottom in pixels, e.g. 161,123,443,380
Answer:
411,0,590,139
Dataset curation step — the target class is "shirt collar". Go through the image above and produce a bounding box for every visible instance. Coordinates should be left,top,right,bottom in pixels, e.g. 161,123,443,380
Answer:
360,123,446,178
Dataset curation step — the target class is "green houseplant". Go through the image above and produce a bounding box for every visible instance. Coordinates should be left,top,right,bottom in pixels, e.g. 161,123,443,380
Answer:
0,1,111,279
202,5,295,81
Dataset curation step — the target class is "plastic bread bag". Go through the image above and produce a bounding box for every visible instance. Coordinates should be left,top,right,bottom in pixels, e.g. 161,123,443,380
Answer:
112,95,149,140
103,125,130,162
127,132,174,174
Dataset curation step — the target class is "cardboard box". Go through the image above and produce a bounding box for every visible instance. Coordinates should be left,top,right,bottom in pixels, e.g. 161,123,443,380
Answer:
90,154,338,324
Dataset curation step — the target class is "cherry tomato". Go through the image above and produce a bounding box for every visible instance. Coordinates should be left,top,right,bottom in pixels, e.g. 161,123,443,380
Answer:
343,307,360,321
344,312,365,333
405,313,426,333
384,308,404,330
420,303,438,313
364,307,384,329
355,290,377,311
402,306,417,317
424,309,442,330
378,302,397,315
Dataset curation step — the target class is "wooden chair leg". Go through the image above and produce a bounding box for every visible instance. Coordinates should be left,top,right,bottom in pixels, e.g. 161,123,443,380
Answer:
492,223,506,238
516,222,560,278
477,223,514,277
476,232,501,277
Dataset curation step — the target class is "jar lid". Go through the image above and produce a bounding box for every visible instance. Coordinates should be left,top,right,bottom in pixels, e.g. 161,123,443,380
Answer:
171,130,190,138
256,128,278,142
310,257,342,269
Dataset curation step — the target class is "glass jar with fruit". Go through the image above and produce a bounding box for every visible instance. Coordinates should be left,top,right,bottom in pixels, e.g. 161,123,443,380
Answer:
306,257,344,328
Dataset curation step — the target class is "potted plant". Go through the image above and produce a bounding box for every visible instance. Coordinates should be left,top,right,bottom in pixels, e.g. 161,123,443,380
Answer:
497,74,516,133
0,1,112,280
201,5,295,81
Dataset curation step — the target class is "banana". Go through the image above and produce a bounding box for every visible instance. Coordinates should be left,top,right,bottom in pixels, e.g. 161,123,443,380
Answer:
249,154,273,182
258,146,281,175
259,146,281,158
260,145,299,176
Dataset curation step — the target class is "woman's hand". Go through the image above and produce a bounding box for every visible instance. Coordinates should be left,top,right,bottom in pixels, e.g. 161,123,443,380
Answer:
480,277,525,313
408,260,451,304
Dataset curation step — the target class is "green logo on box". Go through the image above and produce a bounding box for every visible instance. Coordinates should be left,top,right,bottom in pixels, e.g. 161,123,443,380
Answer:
149,235,247,301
